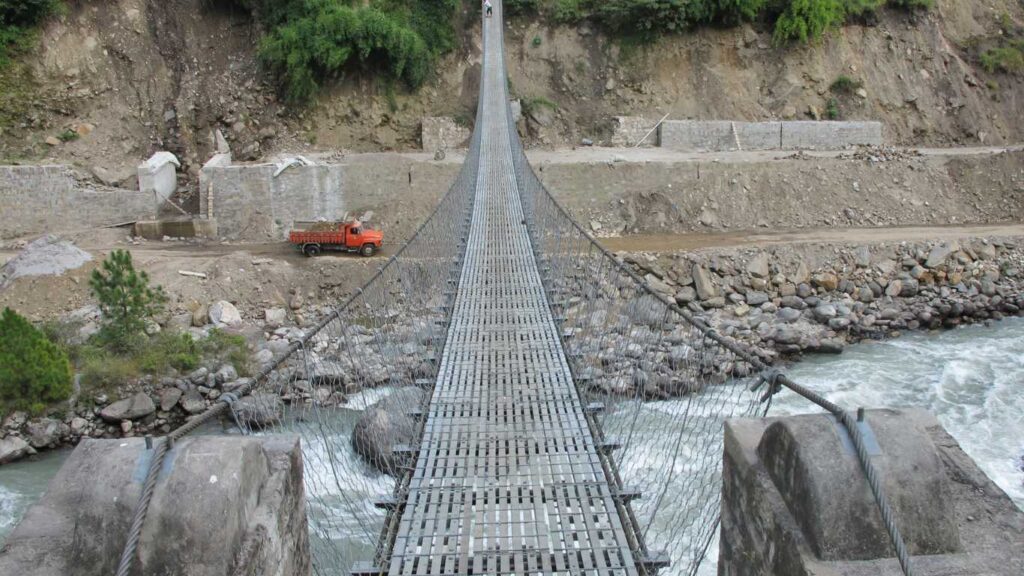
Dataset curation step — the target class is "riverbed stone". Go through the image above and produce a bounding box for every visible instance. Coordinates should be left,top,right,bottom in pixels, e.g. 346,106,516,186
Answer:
693,264,718,300
352,388,426,475
99,392,155,423
0,436,34,464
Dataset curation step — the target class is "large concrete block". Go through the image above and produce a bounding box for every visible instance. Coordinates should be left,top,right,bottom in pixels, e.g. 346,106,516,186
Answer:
719,409,1024,575
781,121,883,149
138,151,180,203
0,435,310,576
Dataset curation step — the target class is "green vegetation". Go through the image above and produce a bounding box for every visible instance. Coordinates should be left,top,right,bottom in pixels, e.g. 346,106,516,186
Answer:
90,250,167,353
56,127,77,142
532,34,542,47
0,0,62,67
502,0,932,45
241,0,459,102
980,41,1024,74
829,74,863,94
825,96,840,119
521,95,558,116
0,308,73,415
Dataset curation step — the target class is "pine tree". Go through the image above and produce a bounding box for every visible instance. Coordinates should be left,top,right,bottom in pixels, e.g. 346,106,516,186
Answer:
0,307,72,415
89,250,166,352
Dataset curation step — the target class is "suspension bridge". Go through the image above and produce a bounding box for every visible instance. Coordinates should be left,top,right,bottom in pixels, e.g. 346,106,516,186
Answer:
110,2,915,576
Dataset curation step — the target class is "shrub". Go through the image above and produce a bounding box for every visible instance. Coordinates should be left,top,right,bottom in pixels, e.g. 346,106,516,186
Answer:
247,0,458,102
772,0,846,44
201,328,251,376
981,45,1024,74
90,250,166,353
551,0,585,24
505,0,540,16
0,308,73,415
830,74,863,94
887,0,932,10
592,0,764,39
826,97,840,119
0,0,63,66
137,332,201,374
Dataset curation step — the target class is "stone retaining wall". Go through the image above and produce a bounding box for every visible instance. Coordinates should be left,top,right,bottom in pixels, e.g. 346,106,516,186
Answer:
199,163,345,240
0,165,156,239
659,120,882,151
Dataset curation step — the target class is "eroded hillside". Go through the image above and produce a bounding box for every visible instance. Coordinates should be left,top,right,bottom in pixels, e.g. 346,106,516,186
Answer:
0,0,1022,183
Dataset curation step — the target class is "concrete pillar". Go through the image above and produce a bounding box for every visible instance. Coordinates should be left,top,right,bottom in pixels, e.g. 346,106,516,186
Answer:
0,435,310,576
719,408,1024,575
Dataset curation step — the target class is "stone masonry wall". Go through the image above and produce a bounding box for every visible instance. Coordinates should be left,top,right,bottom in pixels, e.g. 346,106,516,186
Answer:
0,166,157,239
659,120,882,151
200,164,345,240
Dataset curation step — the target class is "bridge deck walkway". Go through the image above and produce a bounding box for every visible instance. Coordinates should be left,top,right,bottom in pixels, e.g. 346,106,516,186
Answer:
385,3,639,575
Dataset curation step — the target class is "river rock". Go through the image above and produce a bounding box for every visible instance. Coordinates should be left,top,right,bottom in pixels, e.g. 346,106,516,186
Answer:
926,242,959,268
352,388,426,475
99,392,155,422
215,364,239,384
264,307,287,327
645,274,674,297
179,389,206,414
208,300,242,325
69,417,89,435
777,308,802,323
746,291,769,306
812,272,839,291
692,264,718,300
813,304,837,322
675,287,697,304
24,418,65,448
232,394,283,427
746,253,770,278
160,388,183,411
0,436,34,464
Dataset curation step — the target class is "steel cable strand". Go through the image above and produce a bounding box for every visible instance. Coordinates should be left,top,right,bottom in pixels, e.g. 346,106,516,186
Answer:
515,150,915,574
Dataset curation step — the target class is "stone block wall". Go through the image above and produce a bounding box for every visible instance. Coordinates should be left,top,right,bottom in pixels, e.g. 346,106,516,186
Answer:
659,120,882,151
421,117,471,152
200,163,345,240
0,165,157,239
610,116,658,147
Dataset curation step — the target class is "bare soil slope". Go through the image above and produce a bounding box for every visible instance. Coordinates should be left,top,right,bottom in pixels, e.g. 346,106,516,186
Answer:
1,0,1022,177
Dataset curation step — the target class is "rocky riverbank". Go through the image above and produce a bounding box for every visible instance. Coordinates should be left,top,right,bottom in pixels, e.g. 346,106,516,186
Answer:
625,236,1024,360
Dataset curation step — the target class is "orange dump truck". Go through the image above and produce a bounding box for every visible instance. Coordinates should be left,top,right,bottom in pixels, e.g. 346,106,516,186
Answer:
288,221,383,257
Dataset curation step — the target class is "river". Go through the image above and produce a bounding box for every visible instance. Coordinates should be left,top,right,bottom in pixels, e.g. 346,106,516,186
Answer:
2,318,1022,569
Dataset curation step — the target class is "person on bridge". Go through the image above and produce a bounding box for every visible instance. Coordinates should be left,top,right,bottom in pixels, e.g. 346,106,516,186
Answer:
484,0,492,17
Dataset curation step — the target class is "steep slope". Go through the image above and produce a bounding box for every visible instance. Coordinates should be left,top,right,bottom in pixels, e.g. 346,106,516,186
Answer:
0,0,1021,181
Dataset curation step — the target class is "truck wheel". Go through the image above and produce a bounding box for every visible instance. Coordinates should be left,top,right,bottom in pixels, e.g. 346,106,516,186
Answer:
303,244,321,257
360,243,376,257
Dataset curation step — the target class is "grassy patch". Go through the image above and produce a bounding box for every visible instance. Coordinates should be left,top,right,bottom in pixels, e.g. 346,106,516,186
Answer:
980,43,1024,74
829,74,863,95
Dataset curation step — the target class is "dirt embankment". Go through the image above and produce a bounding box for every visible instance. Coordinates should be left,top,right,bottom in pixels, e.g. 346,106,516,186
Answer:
3,0,1023,181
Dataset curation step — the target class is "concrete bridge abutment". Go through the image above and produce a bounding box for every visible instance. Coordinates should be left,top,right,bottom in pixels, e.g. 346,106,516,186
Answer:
0,435,310,576
719,408,1024,575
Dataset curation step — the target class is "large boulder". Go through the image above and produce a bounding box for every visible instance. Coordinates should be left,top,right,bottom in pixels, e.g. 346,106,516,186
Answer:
99,392,156,423
232,394,283,428
352,387,425,475
208,301,242,326
0,436,34,464
25,418,66,449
